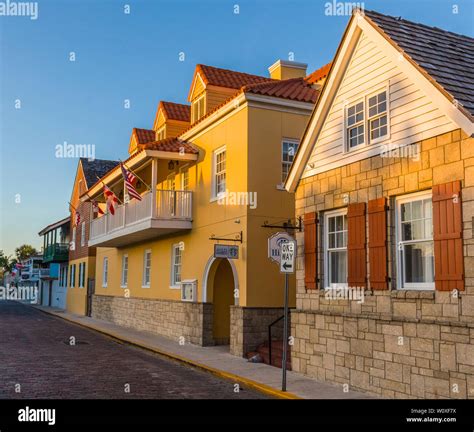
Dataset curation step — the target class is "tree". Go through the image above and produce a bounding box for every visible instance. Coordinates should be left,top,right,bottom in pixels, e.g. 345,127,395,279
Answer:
14,245,38,262
0,250,10,271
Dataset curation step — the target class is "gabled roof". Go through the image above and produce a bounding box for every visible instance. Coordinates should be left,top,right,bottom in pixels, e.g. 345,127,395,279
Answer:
285,9,474,193
80,158,120,188
243,77,319,103
159,101,191,122
133,128,155,144
38,216,70,236
139,137,198,154
364,10,474,117
305,62,332,84
187,64,274,100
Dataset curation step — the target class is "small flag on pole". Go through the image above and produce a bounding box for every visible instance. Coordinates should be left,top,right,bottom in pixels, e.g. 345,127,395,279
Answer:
103,184,118,215
120,162,142,201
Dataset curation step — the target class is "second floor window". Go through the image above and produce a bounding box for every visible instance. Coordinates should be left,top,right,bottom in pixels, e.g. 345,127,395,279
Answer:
213,147,226,198
368,91,388,142
347,101,365,149
143,249,151,287
80,222,85,247
282,140,299,183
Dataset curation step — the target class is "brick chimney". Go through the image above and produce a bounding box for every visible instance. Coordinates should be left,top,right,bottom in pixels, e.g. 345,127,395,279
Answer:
268,59,307,80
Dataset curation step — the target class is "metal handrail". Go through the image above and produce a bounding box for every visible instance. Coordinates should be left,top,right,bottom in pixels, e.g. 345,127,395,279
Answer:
268,315,284,366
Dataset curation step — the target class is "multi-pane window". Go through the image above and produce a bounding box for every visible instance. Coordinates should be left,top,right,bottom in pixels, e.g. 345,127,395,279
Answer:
347,101,365,149
121,254,128,288
102,257,108,287
171,244,182,287
156,127,165,141
70,264,76,287
214,147,226,198
282,140,299,183
368,91,388,141
192,95,205,123
397,193,434,289
346,90,389,150
325,210,348,286
143,249,151,287
181,168,189,191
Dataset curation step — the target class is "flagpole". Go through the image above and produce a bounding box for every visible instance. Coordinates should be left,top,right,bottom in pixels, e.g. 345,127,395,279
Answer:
119,159,152,191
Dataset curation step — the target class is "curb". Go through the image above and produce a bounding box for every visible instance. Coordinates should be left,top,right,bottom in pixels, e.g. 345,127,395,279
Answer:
34,306,301,400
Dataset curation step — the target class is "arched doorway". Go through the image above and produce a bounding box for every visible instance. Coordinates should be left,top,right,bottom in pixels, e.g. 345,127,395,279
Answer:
204,258,236,345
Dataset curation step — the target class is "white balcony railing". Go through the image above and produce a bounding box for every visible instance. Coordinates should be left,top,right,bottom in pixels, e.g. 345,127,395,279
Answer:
89,190,192,243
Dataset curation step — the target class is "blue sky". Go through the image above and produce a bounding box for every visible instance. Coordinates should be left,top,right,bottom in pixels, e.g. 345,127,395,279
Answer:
1,0,473,256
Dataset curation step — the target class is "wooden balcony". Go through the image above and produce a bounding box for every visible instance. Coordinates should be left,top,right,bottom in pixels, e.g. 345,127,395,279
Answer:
89,190,192,247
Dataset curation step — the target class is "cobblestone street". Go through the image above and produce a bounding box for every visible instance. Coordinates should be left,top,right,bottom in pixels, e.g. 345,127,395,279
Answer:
0,302,267,399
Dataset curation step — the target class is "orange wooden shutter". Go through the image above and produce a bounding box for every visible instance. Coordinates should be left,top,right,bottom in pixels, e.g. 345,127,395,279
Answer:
347,203,367,288
368,198,388,290
304,212,318,289
433,181,464,291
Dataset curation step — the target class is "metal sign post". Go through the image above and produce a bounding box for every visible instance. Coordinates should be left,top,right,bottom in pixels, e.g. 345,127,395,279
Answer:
279,240,295,392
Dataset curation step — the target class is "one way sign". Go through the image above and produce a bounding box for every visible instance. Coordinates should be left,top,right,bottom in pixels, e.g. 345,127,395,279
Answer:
280,240,296,274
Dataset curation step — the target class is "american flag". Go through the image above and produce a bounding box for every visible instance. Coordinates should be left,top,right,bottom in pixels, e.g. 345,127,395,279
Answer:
74,210,81,226
103,184,119,215
120,163,142,201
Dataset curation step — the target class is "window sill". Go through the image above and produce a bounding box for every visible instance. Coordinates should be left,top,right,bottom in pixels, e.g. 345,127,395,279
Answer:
120,285,127,289
276,184,286,191
101,285,107,288
391,290,435,299
141,285,150,289
170,285,181,290
210,192,227,203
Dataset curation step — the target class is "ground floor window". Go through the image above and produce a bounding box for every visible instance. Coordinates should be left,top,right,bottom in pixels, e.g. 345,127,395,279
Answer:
121,254,128,288
142,250,151,288
396,191,434,289
324,209,348,287
102,257,108,288
171,244,182,288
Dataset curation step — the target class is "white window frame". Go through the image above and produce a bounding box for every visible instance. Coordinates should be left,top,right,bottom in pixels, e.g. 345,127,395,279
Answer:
192,94,205,123
142,249,151,288
80,222,86,247
170,244,182,289
324,208,348,288
211,146,226,201
395,191,434,291
366,87,389,145
344,86,390,152
121,254,128,288
180,164,190,191
281,138,299,185
102,257,108,288
345,98,365,151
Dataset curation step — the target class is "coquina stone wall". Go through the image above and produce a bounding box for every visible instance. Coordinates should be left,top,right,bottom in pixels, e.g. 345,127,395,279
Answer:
292,129,474,398
92,294,213,346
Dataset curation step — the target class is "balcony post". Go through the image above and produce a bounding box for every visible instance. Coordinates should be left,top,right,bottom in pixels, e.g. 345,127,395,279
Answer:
151,158,158,218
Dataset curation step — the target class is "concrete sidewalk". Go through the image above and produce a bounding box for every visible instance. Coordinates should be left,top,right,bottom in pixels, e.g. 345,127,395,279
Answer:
33,305,375,400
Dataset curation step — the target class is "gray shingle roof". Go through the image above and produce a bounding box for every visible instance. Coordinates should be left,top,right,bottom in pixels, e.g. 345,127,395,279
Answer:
364,9,474,117
80,158,119,188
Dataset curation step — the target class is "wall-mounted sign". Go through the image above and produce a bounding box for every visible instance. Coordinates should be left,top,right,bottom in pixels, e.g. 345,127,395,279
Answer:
214,244,239,259
268,232,294,264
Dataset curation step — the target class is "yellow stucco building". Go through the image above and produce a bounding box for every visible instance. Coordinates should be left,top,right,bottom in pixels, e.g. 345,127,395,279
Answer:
77,60,326,357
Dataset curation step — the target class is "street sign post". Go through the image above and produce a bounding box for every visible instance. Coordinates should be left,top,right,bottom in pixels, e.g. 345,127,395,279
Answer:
278,239,295,392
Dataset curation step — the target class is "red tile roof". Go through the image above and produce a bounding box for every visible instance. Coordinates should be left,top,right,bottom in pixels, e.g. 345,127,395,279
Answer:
305,62,332,84
196,64,273,90
243,77,319,103
139,137,198,154
159,101,190,122
134,128,155,144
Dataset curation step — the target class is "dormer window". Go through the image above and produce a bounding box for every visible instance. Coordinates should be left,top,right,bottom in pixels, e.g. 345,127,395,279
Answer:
156,126,165,141
192,94,205,123
345,88,389,151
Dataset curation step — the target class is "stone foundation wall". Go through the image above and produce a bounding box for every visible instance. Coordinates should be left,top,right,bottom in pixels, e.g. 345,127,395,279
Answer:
92,294,213,346
292,310,474,398
230,306,287,357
